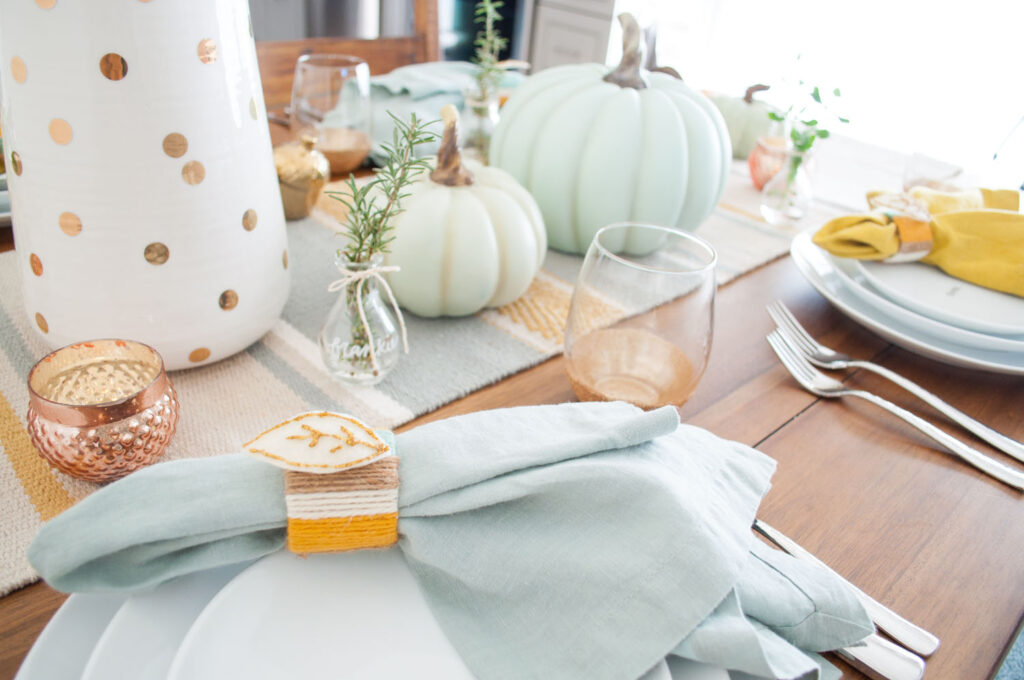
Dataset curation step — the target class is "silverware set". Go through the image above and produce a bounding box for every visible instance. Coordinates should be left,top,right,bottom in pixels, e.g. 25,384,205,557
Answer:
755,520,932,680
761,301,1024,678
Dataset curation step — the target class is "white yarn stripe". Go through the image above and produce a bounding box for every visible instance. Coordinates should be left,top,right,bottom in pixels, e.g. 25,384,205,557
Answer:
285,489,398,519
267,319,415,428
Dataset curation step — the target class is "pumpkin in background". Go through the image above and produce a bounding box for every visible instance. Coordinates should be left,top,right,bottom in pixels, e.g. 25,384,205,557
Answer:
490,14,731,255
385,106,546,318
710,84,784,160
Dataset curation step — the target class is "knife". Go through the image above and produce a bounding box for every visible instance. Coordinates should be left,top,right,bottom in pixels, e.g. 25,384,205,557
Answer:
840,633,926,680
753,519,941,657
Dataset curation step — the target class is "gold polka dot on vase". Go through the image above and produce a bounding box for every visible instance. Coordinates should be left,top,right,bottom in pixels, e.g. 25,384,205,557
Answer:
144,242,169,265
100,53,128,81
11,57,27,83
49,119,72,145
219,289,238,310
162,133,188,158
35,0,56,8
197,39,217,64
189,347,210,363
181,161,205,185
10,151,22,176
249,97,258,120
29,254,43,276
59,212,82,236
35,313,49,333
242,209,258,231
282,249,289,269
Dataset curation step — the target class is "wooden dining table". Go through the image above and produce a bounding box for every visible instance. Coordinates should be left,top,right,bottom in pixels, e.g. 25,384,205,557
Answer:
1,54,1022,680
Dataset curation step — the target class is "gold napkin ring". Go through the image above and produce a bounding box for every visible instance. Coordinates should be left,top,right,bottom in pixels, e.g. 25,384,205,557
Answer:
245,412,398,554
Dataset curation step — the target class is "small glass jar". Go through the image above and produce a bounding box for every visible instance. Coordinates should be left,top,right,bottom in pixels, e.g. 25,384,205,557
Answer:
318,254,402,385
748,136,788,191
760,149,813,228
460,92,500,165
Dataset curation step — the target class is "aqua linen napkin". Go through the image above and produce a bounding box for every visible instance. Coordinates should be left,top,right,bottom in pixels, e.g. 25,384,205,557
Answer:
348,61,524,164
28,402,871,680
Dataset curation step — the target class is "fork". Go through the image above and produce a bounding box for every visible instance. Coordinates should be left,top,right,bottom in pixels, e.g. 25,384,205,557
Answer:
767,330,1024,491
768,301,1024,465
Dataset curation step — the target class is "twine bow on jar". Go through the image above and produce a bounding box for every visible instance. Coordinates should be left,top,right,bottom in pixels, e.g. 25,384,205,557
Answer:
327,262,409,374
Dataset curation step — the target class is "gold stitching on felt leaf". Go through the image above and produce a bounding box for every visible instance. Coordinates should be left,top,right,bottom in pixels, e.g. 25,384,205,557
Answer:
244,412,390,471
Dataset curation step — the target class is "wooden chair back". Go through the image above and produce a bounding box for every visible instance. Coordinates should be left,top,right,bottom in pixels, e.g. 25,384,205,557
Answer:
256,0,440,111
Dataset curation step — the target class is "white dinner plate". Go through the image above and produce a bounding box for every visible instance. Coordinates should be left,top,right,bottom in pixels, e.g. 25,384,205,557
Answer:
81,562,252,680
790,231,1024,375
168,549,477,680
856,259,1024,336
828,255,1024,353
15,593,127,680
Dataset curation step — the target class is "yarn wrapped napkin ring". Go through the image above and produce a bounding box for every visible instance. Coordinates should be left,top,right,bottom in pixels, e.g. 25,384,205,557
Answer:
244,412,399,554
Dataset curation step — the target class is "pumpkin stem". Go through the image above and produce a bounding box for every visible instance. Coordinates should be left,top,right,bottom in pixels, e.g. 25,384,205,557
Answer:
743,84,770,104
430,105,474,186
603,14,648,90
643,25,681,80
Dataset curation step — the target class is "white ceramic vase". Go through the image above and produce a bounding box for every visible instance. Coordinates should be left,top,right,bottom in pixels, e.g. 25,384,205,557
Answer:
0,0,289,370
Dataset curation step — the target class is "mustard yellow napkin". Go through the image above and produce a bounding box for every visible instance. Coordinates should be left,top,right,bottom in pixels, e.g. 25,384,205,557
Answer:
813,187,1024,297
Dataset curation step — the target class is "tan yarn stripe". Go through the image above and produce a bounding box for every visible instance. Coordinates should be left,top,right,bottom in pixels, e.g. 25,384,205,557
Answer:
284,456,399,494
0,389,75,521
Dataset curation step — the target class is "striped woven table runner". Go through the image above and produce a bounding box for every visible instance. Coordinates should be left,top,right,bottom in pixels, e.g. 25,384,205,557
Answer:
0,162,826,595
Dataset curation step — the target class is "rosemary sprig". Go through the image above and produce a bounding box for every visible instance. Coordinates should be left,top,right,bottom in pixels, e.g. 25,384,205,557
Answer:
327,112,438,263
473,0,507,102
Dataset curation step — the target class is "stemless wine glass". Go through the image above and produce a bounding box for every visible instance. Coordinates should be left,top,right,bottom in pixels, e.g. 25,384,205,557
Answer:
291,54,372,175
564,223,717,410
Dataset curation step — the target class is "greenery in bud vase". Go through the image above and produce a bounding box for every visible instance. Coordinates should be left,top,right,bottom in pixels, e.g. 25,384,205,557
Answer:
318,112,437,384
473,0,507,103
767,84,849,183
465,0,507,164
760,81,848,227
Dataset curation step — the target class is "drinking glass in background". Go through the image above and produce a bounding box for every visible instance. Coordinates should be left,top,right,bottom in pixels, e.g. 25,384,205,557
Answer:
902,152,963,192
291,54,372,175
564,223,717,410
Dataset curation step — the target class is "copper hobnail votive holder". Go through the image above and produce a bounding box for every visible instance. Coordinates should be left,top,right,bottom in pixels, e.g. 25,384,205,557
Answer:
26,339,179,483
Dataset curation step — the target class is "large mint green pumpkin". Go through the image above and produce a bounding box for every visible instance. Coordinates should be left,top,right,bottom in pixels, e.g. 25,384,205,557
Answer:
490,64,731,255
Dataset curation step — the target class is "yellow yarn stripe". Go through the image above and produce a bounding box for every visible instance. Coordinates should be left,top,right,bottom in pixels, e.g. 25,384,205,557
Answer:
0,389,75,521
287,513,399,554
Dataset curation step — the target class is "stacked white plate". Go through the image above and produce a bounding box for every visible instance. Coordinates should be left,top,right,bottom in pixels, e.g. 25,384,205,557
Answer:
16,549,728,680
790,230,1024,375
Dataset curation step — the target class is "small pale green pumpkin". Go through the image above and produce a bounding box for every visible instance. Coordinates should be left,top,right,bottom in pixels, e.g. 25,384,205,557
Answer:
385,106,546,318
710,84,784,160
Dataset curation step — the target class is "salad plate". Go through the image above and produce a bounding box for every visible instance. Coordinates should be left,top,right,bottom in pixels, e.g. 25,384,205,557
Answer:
829,255,1024,353
168,549,476,680
856,259,1024,336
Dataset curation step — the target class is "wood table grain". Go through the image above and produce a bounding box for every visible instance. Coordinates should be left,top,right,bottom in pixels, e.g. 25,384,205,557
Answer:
2,252,1021,679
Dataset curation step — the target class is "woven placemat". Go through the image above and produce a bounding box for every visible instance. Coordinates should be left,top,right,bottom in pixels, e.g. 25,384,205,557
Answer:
0,165,812,595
